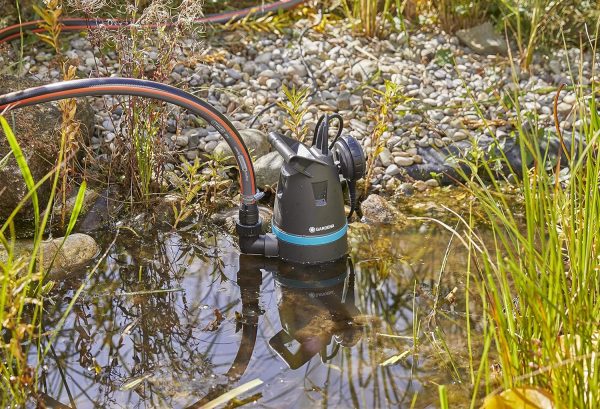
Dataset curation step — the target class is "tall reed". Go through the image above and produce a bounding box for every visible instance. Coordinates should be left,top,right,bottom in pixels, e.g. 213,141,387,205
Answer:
446,60,600,406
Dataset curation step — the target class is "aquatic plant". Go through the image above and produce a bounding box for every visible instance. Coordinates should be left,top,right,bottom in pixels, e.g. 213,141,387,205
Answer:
363,79,404,195
74,0,204,203
437,44,600,407
0,116,87,406
34,0,84,224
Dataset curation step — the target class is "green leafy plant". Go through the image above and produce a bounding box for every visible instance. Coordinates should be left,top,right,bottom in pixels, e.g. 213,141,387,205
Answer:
434,0,487,32
171,157,205,228
277,84,310,142
76,0,203,204
0,116,87,405
495,0,600,69
32,0,63,53
341,0,398,37
363,80,404,195
202,151,235,210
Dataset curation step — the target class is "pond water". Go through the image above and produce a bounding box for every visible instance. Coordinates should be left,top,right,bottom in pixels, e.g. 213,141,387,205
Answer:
39,221,480,408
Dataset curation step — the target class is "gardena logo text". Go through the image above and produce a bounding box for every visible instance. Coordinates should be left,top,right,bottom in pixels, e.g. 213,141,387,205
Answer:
309,224,334,233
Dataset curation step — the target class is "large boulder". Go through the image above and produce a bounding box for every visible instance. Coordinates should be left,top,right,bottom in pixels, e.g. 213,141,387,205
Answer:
0,75,95,229
213,128,271,164
360,194,400,224
253,151,284,189
0,233,100,272
456,22,508,56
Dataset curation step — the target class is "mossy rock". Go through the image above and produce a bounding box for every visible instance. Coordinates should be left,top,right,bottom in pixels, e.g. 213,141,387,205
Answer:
0,75,95,232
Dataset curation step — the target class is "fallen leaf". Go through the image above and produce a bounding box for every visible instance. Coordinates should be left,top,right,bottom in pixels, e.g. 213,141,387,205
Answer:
481,387,554,409
202,308,225,332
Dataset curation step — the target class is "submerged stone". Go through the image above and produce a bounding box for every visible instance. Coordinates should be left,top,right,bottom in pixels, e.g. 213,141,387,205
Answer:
360,194,400,224
0,233,99,272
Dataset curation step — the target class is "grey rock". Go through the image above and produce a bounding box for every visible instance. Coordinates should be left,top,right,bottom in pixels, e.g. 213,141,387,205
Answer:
266,78,281,90
205,140,218,152
425,178,440,187
213,129,270,164
394,156,414,167
563,94,576,105
385,164,400,176
350,95,363,107
0,233,99,272
351,59,378,81
557,102,572,114
360,194,398,224
226,68,243,80
174,135,189,147
102,119,115,132
456,22,508,56
337,91,351,110
255,52,272,64
254,151,284,189
378,148,393,167
398,183,415,196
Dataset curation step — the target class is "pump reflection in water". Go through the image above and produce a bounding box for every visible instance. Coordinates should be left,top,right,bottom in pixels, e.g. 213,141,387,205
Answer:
188,255,362,408
269,257,362,369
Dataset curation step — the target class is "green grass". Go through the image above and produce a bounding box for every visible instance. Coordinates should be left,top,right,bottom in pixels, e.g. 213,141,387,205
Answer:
0,116,88,405
439,52,600,407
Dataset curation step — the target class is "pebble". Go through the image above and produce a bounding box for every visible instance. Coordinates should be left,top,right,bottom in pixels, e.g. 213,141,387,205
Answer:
394,156,414,167
557,102,572,114
385,164,400,176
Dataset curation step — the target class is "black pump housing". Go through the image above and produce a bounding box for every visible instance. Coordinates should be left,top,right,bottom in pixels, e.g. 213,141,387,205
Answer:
238,113,365,265
270,132,348,264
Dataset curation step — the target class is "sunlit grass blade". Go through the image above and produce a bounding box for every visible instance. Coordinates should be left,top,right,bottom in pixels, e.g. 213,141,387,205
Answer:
0,115,40,232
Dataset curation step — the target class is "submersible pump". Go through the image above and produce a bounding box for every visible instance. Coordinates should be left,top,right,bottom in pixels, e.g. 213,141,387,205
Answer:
0,79,365,265
244,114,365,264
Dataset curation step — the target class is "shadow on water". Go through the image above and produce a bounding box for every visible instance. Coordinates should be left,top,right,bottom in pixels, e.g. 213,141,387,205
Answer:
39,222,481,408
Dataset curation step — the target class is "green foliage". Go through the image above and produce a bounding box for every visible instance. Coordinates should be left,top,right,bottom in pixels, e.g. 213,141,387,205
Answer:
0,116,87,405
433,0,487,32
171,157,206,228
496,0,600,68
277,84,310,142
363,80,405,195
79,0,203,204
448,67,600,406
32,0,63,53
201,151,235,209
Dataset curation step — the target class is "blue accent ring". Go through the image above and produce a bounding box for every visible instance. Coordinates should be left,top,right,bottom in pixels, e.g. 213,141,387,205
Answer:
272,223,348,246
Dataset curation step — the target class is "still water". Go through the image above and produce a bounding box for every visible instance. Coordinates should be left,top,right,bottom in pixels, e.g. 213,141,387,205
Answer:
40,222,478,408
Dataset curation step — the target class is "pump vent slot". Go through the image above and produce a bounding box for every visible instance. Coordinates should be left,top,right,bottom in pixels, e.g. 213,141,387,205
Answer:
312,181,328,206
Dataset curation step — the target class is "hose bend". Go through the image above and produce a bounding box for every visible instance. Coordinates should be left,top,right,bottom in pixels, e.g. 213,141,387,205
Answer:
0,77,258,205
0,0,307,44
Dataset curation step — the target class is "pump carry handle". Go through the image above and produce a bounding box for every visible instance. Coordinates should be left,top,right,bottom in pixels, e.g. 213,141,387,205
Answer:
268,132,329,176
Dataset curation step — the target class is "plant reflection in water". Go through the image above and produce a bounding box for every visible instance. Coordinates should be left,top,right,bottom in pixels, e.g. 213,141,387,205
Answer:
40,225,476,408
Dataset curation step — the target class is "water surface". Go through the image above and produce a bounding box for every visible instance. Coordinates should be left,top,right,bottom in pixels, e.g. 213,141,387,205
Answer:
41,222,478,408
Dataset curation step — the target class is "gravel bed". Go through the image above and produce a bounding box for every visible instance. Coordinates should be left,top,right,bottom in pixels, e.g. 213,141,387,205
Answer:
1,16,596,192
